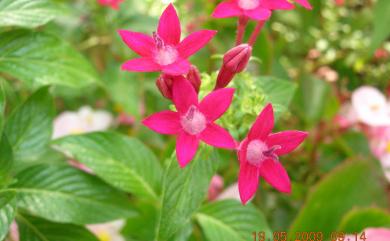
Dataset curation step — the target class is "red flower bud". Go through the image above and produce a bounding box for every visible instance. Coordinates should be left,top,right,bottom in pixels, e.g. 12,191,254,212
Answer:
186,65,201,93
156,74,174,99
156,73,201,99
215,44,252,89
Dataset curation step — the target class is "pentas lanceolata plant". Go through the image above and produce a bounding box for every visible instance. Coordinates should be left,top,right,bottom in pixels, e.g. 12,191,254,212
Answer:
119,2,311,204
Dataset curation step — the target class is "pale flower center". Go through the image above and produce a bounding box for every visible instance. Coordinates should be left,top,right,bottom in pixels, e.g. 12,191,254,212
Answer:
386,142,390,154
370,104,381,112
154,46,178,66
246,140,268,166
238,0,260,10
246,140,281,166
180,105,207,135
152,32,178,66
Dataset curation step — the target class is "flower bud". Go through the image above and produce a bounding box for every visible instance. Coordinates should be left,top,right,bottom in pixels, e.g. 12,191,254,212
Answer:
186,65,201,93
215,44,252,89
156,74,201,99
156,74,174,99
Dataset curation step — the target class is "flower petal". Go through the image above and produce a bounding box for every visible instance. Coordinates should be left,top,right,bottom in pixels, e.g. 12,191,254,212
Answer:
158,3,181,45
259,159,291,193
248,104,274,141
294,0,313,10
199,88,235,121
142,111,181,135
172,76,198,113
244,8,271,21
266,131,308,156
121,58,161,72
118,30,155,56
212,1,242,18
200,123,236,149
162,58,191,75
261,0,295,10
178,30,217,59
238,159,260,205
176,132,199,168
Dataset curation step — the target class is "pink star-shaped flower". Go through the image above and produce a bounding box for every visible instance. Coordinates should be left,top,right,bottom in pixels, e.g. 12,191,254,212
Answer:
237,104,307,204
118,4,217,76
143,77,236,167
212,0,294,21
98,0,124,10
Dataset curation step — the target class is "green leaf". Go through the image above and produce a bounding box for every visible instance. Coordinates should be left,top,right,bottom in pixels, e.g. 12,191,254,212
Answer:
0,193,16,241
294,76,330,125
0,80,4,134
0,134,13,185
4,87,54,163
0,0,62,28
122,201,159,241
256,76,297,119
103,63,143,119
17,214,99,241
156,146,218,241
2,164,136,225
370,0,390,53
289,161,387,239
338,208,390,233
196,200,272,241
0,30,98,88
52,132,162,200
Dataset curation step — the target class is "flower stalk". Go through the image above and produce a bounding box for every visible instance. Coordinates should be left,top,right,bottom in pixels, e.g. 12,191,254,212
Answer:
248,20,265,46
236,17,249,45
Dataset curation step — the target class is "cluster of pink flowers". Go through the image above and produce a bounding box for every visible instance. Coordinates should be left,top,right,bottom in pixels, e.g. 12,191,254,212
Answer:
119,2,310,204
335,86,390,182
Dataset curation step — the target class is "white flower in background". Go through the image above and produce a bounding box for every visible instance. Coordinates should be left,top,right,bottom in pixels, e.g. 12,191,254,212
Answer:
351,86,390,126
161,0,174,4
217,182,240,201
53,106,113,139
88,220,125,241
345,228,390,241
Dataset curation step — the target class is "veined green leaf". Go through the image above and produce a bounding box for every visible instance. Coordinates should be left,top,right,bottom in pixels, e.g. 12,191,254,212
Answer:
17,214,99,241
0,30,99,88
256,76,297,119
4,87,54,163
2,164,136,225
196,200,271,241
52,132,162,200
0,0,62,28
289,161,387,239
338,208,390,233
0,192,16,241
156,146,218,241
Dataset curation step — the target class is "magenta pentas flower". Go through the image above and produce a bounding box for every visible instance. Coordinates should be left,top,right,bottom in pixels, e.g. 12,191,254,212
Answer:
118,4,217,75
237,104,307,204
212,0,294,21
98,0,124,10
143,77,236,167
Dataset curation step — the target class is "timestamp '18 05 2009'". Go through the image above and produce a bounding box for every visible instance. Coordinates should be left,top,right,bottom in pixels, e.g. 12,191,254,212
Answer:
252,231,368,241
